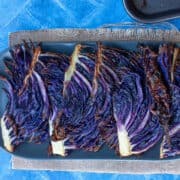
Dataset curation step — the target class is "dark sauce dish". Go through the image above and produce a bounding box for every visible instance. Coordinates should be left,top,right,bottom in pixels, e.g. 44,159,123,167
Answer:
123,0,180,23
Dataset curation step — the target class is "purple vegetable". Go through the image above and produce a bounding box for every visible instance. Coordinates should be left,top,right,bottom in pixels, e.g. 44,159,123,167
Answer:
160,47,180,158
36,52,69,109
112,72,162,156
1,44,50,151
157,44,173,85
49,44,103,156
94,45,162,156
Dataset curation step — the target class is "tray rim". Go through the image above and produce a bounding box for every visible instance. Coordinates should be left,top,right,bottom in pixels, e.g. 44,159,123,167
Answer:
9,28,180,48
11,156,180,173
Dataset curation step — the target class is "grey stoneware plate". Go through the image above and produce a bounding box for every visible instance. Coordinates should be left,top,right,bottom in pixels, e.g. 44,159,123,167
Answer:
123,0,180,23
0,41,179,160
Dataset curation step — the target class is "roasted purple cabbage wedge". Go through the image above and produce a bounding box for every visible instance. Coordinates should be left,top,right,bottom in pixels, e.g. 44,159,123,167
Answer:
160,47,180,158
139,46,172,148
0,44,50,152
49,44,103,156
33,52,71,156
160,84,180,158
112,72,163,156
93,45,163,157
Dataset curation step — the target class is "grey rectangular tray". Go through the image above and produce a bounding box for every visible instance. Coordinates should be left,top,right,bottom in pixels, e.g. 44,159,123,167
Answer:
123,0,180,22
8,28,180,173
0,28,180,161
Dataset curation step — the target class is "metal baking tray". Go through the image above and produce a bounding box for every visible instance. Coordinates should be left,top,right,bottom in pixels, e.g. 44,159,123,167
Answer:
0,41,179,160
123,0,180,23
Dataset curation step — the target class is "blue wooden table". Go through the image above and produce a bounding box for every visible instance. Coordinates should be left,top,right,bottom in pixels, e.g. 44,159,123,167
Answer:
0,0,180,179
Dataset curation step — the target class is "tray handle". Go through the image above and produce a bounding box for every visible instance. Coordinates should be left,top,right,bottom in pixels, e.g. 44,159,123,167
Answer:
100,22,178,31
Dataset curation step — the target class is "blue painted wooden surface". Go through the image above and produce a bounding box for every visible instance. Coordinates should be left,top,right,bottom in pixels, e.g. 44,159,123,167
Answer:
0,0,180,179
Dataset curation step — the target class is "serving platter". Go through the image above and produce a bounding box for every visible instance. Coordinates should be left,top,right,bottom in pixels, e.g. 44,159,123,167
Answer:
0,41,179,160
